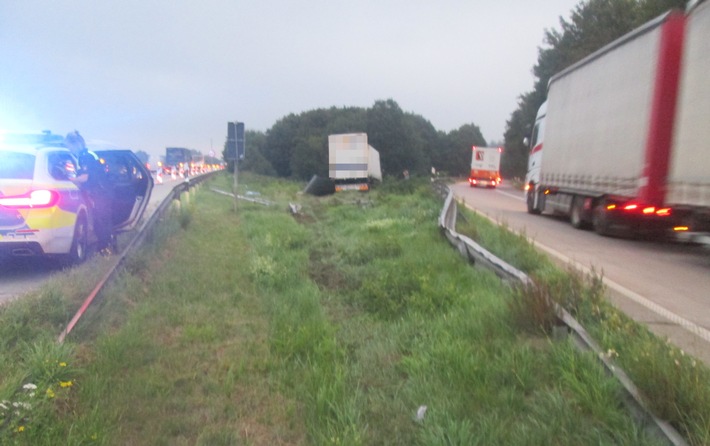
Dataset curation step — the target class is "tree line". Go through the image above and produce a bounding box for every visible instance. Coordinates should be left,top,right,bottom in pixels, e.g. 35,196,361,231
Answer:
228,0,688,183
227,99,488,181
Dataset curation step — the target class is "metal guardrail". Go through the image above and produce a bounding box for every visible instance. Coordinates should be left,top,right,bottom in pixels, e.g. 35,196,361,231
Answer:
436,183,688,446
57,171,219,343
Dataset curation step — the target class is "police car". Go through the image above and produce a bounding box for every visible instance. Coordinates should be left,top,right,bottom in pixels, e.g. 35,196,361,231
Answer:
0,132,153,263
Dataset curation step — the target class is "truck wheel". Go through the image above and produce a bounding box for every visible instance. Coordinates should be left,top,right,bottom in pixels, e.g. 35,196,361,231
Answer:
526,186,542,215
592,200,612,236
570,196,589,230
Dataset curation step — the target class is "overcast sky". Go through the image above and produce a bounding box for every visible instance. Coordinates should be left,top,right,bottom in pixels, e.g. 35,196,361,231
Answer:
1,1,581,157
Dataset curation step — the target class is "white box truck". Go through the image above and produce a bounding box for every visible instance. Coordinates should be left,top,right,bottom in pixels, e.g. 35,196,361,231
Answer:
468,146,502,188
524,3,710,241
328,133,382,192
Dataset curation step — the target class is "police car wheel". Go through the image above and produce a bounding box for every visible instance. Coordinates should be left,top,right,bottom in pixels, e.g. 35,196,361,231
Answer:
68,215,89,264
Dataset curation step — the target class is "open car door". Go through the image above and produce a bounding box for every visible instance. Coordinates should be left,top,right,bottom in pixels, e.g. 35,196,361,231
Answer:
93,149,153,232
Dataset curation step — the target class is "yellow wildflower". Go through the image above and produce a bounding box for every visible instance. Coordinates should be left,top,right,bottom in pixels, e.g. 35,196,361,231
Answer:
17,426,25,433
59,362,67,367
60,380,73,388
46,388,55,398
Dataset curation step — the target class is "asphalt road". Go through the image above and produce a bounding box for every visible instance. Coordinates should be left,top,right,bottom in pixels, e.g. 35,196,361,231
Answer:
451,181,710,365
0,175,181,305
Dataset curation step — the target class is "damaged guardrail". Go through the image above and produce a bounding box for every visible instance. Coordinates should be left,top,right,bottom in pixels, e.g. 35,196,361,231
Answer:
436,183,688,446
58,172,219,343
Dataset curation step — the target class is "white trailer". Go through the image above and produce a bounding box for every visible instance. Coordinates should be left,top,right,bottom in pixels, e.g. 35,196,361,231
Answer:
328,133,382,192
524,5,710,239
668,0,710,242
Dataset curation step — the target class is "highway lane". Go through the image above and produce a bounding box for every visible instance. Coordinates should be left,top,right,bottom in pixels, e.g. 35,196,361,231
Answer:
0,175,182,305
451,181,710,364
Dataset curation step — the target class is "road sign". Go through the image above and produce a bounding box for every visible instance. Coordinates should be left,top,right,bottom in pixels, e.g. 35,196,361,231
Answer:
226,121,245,161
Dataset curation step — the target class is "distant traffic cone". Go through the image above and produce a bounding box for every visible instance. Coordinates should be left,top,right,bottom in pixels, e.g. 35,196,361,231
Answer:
156,169,163,184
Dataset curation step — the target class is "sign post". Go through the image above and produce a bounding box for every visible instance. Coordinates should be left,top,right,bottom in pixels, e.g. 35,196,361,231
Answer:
226,122,245,212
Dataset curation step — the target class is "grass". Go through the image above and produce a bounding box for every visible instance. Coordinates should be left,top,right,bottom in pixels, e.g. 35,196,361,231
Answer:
0,172,707,445
454,199,710,446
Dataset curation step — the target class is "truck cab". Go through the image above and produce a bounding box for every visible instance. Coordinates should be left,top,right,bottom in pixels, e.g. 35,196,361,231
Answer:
524,101,546,213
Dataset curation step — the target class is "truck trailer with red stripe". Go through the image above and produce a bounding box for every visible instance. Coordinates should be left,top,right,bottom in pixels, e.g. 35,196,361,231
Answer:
524,2,710,242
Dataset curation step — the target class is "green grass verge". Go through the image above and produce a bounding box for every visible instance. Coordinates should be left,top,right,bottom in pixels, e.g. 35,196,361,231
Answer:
0,173,707,445
455,198,710,445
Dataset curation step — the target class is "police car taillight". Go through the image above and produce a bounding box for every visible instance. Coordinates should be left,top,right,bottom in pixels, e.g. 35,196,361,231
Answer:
0,190,60,208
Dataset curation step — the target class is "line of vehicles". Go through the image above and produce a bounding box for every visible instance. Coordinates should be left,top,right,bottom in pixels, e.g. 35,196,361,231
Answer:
146,148,224,184
523,1,709,243
0,132,228,264
164,147,204,178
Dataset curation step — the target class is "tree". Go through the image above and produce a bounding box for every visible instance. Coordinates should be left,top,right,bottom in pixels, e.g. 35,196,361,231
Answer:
240,130,276,176
404,113,437,175
291,135,328,180
263,114,300,177
442,124,487,177
248,99,485,181
367,99,419,178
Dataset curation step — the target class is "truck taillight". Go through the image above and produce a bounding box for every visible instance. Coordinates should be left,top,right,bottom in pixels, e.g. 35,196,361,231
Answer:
619,203,671,216
0,190,60,209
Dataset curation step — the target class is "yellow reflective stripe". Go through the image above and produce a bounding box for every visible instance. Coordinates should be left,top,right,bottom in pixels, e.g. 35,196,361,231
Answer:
20,207,77,229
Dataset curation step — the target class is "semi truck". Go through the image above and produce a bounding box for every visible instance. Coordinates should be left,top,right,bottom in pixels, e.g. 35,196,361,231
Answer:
468,146,502,188
524,2,710,242
328,133,382,192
